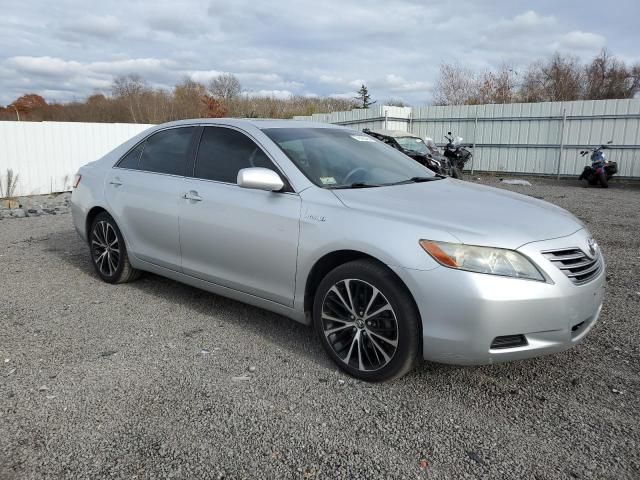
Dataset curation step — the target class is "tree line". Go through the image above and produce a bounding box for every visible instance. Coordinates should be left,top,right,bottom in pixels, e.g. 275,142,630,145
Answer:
0,73,361,123
433,49,640,106
1,49,638,123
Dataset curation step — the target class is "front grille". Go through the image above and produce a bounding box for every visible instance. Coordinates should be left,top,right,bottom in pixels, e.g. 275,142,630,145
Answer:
542,247,601,285
490,334,528,349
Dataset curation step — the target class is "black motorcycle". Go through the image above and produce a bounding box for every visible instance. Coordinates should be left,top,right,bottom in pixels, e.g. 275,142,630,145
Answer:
442,132,472,178
578,141,617,188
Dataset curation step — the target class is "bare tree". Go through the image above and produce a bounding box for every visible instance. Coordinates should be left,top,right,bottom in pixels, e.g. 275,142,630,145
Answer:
111,74,150,122
584,49,639,100
474,65,518,104
383,98,409,107
519,53,583,102
209,73,242,101
432,63,478,105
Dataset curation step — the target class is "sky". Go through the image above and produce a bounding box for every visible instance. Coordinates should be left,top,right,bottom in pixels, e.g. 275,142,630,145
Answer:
1,0,639,106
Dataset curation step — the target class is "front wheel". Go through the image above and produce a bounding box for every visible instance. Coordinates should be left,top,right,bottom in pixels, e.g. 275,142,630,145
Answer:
313,260,421,381
89,212,140,284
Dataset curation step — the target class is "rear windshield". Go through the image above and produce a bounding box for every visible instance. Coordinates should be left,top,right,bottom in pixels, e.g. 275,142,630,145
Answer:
262,128,433,188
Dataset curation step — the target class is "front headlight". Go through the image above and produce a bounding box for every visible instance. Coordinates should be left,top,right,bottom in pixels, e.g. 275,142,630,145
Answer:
419,240,545,281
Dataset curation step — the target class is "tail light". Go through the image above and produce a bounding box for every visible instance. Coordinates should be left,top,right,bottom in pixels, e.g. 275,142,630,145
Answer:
72,174,82,188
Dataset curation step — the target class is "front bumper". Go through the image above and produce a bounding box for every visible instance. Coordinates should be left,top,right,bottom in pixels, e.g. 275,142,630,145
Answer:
391,230,605,365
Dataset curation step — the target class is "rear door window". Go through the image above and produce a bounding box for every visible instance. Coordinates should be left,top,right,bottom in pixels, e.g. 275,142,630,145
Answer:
117,142,145,169
138,127,196,176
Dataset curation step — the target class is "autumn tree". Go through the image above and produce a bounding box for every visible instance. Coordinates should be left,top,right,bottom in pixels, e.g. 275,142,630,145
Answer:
8,94,48,119
172,78,208,119
355,84,376,108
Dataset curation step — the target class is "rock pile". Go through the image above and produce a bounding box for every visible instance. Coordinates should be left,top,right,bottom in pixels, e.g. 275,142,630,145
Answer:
0,192,71,220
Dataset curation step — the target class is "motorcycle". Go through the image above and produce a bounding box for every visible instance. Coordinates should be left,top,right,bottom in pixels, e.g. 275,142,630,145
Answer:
442,132,472,178
578,141,617,188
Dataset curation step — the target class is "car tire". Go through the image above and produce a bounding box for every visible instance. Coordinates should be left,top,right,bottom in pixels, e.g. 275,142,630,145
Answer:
89,211,140,284
313,259,420,381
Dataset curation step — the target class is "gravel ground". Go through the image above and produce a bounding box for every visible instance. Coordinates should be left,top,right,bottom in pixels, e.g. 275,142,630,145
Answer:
1,176,639,479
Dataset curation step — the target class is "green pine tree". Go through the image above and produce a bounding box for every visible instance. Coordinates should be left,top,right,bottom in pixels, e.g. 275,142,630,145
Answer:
355,84,376,109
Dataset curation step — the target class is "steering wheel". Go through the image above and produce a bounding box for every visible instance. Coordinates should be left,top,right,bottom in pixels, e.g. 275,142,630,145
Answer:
342,167,368,184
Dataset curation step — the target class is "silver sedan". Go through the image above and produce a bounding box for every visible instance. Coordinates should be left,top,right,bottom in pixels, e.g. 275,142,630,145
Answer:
71,119,605,381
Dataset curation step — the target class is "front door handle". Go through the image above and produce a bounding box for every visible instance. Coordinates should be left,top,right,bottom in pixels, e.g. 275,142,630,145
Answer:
183,191,202,202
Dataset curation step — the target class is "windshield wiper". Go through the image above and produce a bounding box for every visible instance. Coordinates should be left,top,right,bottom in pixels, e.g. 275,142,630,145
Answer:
332,182,381,189
388,176,444,185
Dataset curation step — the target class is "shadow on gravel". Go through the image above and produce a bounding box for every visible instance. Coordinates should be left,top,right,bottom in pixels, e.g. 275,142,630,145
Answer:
43,225,571,383
44,227,329,368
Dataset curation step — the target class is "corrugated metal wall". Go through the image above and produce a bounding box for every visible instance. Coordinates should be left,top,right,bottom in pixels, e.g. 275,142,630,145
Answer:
297,99,640,178
1,100,638,198
0,121,153,196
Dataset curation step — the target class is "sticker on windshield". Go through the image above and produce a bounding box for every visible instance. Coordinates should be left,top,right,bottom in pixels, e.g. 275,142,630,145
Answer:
320,176,337,185
351,135,376,142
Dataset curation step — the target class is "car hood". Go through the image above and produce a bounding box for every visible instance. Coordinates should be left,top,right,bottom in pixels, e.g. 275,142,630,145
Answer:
332,178,584,249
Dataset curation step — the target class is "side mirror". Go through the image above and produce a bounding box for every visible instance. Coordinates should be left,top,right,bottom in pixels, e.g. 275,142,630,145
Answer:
237,167,285,192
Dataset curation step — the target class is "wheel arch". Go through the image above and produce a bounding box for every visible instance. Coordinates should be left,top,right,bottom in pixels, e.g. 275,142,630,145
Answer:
85,206,109,241
303,250,422,333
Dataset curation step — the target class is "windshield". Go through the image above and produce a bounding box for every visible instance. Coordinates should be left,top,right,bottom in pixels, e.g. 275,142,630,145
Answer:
395,136,429,155
263,128,435,188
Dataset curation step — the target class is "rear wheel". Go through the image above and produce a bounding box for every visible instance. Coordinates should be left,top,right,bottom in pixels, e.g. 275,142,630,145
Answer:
313,260,420,381
599,172,608,188
89,212,140,284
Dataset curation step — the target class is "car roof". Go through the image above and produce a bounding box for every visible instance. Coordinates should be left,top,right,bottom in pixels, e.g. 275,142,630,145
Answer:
149,118,346,130
368,129,421,139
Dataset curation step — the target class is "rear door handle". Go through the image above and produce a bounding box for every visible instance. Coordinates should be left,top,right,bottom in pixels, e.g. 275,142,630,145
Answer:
183,190,202,202
109,177,123,187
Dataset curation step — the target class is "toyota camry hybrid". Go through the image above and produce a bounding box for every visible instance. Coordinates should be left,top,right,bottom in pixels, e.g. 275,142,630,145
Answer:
71,119,605,381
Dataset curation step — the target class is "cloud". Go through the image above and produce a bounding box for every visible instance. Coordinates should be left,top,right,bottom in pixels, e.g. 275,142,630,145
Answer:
509,10,556,29
0,1,635,106
147,10,207,35
61,14,124,39
558,31,607,50
6,56,83,77
245,89,293,99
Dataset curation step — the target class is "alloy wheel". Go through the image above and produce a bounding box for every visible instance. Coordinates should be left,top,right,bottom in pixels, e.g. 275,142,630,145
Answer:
321,278,399,372
91,220,120,277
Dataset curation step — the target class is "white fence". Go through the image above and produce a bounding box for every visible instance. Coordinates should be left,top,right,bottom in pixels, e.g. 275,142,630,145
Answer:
0,121,153,197
1,99,639,197
295,99,640,178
